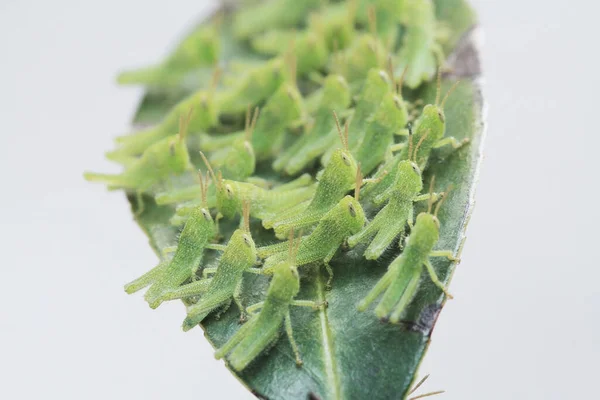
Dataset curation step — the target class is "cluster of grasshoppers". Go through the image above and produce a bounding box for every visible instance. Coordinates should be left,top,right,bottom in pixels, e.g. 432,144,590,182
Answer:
85,0,470,376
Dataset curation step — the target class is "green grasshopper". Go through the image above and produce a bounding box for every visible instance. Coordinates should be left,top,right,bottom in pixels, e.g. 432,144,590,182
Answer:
216,56,290,115
158,203,260,331
215,231,324,371
183,152,316,224
353,63,410,175
395,0,444,89
259,171,367,286
357,183,457,323
348,135,440,259
233,0,322,39
123,171,217,309
356,1,404,43
84,111,194,212
107,70,221,162
202,64,304,161
361,71,468,201
116,22,220,87
154,106,259,207
264,116,361,239
320,67,392,167
328,8,388,84
272,74,351,175
251,30,329,77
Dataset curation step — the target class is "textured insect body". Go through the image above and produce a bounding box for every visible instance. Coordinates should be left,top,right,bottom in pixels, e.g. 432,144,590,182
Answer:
329,33,388,83
123,173,217,309
321,68,392,166
84,114,193,194
272,74,351,175
116,24,219,87
217,57,289,115
154,108,259,207
348,160,424,259
308,2,357,52
204,81,303,161
251,30,328,76
356,1,404,42
160,205,258,331
358,190,456,323
233,0,322,39
215,232,322,371
261,195,366,286
192,153,316,223
107,73,220,161
354,90,409,175
265,142,359,240
395,0,442,88
361,76,467,201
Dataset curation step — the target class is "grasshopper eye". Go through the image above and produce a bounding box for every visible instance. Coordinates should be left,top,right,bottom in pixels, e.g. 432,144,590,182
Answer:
341,153,351,166
378,71,388,82
432,216,440,230
169,143,176,156
437,111,445,123
287,89,295,100
201,209,211,221
348,203,356,218
244,141,252,153
225,184,234,198
243,235,252,247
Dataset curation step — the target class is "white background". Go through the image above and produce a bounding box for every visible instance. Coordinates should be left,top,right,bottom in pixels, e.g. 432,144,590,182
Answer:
0,1,598,399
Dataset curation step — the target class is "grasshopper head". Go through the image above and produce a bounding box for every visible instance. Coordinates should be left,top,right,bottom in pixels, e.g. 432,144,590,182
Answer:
395,160,423,197
215,180,240,219
320,74,351,109
339,195,366,234
224,229,257,269
162,135,192,174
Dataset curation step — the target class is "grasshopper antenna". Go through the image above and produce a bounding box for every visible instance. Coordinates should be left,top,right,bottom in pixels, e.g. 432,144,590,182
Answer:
367,6,377,36
434,67,442,106
209,66,222,94
412,129,429,163
407,127,414,161
245,106,260,142
441,81,461,110
397,65,409,96
427,176,436,214
354,163,363,201
198,170,209,206
242,200,251,233
332,110,349,150
179,107,193,142
199,151,221,189
387,56,395,90
434,185,453,217
407,374,445,400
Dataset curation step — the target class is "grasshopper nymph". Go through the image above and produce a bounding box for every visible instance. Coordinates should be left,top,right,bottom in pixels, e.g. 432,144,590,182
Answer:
84,111,194,213
123,171,217,309
260,170,367,287
215,230,324,371
159,202,260,331
107,70,221,162
358,182,457,323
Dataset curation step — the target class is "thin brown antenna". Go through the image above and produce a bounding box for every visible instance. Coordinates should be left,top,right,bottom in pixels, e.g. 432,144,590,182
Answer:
332,111,348,150
293,231,302,263
427,176,436,214
285,42,297,86
408,375,430,396
197,170,206,205
199,151,220,189
413,130,429,162
434,185,453,217
245,105,251,134
407,130,414,161
354,164,363,201
387,56,395,90
246,107,259,141
242,200,251,233
209,66,222,93
434,67,442,106
398,65,409,96
408,390,445,400
441,81,461,109
179,107,194,141
367,6,377,36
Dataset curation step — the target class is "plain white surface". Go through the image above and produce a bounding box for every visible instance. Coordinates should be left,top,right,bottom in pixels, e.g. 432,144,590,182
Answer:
0,1,598,399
